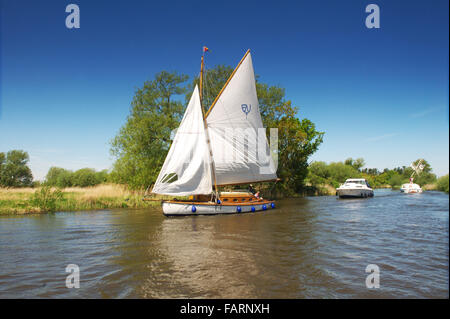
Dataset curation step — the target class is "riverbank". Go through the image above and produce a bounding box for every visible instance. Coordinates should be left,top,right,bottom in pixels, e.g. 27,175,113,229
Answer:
1,181,448,215
0,184,167,215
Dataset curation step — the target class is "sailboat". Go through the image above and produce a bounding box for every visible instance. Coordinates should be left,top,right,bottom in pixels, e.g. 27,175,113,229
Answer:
151,49,278,216
400,160,424,194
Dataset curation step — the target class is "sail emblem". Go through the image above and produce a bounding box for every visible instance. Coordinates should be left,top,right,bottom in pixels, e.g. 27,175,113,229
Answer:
241,104,252,119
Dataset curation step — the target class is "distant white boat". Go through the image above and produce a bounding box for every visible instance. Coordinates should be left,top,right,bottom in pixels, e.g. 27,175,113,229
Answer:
400,160,424,194
336,178,374,198
400,182,422,194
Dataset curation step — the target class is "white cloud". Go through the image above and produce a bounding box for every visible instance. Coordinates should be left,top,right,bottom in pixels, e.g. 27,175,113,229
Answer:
365,133,398,142
409,106,445,118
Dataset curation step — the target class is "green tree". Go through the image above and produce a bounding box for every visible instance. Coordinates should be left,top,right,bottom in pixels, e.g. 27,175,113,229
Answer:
308,161,330,180
45,167,73,188
110,71,189,189
72,168,99,187
307,160,362,189
344,157,365,171
388,172,403,187
410,159,436,186
187,65,234,112
45,167,109,188
436,174,449,193
327,162,360,183
95,169,109,184
0,150,33,187
276,117,324,193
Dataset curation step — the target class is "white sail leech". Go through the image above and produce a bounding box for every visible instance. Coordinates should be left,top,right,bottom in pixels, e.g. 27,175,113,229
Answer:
151,85,213,195
206,52,277,186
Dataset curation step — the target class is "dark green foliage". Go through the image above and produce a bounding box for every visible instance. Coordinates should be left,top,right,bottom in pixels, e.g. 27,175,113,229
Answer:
364,159,437,188
187,65,234,112
387,173,403,187
45,167,73,188
410,159,436,186
307,160,361,188
96,169,109,184
0,150,33,187
361,168,380,175
276,116,324,194
344,158,365,171
72,168,99,187
436,175,449,193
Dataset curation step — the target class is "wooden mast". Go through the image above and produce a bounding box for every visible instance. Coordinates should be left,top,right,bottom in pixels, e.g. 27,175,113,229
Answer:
199,55,204,102
199,51,219,201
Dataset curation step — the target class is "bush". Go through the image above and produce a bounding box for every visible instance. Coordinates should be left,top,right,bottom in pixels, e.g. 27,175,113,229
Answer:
72,168,98,187
388,173,403,187
306,160,360,190
44,167,110,188
45,167,73,188
308,161,330,179
415,172,437,186
32,186,63,212
327,162,360,183
436,175,449,193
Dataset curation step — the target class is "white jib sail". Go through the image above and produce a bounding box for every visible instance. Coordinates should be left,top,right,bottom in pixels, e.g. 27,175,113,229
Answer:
206,52,277,185
152,85,213,195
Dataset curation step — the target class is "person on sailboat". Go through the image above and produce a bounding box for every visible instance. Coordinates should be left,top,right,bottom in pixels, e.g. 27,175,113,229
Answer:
249,184,261,199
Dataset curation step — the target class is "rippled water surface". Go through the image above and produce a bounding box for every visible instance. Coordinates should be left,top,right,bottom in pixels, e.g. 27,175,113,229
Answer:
0,189,448,298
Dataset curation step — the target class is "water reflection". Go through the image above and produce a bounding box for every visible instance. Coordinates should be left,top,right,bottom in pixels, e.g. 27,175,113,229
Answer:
0,190,448,298
135,208,315,298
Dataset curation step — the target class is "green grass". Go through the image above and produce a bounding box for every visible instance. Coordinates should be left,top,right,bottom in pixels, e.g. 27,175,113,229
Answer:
0,184,162,215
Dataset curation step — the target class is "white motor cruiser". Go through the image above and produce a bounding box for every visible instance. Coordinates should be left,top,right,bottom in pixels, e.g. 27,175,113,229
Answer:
336,178,374,198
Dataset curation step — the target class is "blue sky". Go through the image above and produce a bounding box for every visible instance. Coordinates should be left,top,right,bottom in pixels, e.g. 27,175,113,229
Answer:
0,0,448,180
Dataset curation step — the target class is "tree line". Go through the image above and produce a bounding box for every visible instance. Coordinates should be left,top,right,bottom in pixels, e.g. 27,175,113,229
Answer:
2,149,448,194
0,151,109,188
306,157,449,193
44,167,109,188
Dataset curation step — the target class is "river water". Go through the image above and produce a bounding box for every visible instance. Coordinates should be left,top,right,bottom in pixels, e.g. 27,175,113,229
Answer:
0,189,448,298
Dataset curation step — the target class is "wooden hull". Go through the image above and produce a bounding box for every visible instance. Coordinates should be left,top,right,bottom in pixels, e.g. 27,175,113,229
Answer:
162,200,276,216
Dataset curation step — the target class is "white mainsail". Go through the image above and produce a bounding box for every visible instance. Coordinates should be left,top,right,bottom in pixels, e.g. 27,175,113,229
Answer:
152,85,213,195
205,51,277,185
